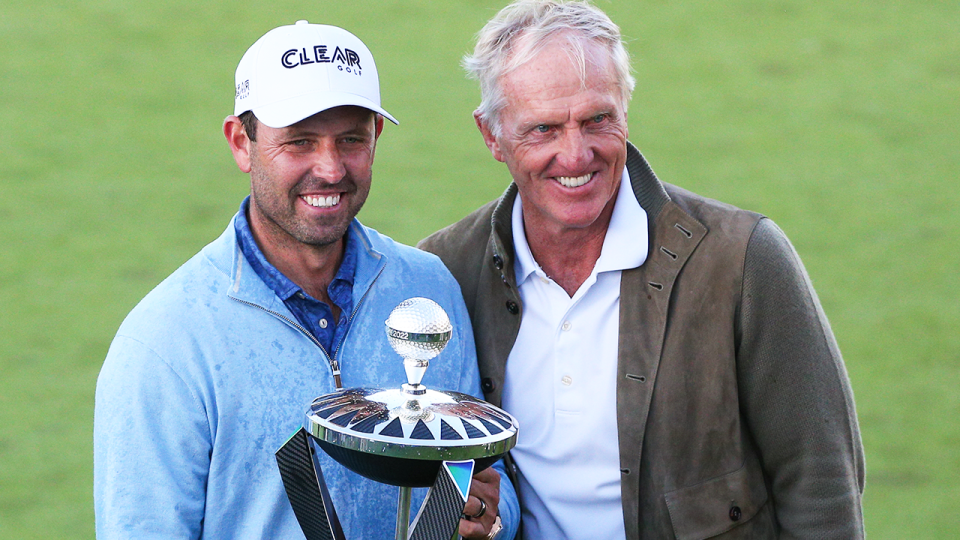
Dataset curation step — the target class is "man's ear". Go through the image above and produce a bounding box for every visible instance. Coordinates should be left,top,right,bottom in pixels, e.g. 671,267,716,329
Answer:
223,115,252,173
374,114,385,140
475,111,504,163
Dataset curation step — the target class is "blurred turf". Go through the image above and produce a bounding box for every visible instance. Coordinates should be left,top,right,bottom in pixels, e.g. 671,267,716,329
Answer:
1,0,956,537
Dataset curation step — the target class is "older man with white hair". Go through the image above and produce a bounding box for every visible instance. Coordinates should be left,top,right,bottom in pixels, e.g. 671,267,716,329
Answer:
421,1,865,538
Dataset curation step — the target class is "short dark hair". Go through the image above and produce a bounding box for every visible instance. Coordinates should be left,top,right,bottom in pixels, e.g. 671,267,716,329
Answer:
239,110,258,142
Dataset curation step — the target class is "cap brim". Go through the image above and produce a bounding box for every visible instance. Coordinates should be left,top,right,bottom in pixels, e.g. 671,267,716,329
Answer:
251,91,399,128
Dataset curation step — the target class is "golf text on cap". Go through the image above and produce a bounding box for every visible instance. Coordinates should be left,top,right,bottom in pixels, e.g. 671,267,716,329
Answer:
282,45,362,75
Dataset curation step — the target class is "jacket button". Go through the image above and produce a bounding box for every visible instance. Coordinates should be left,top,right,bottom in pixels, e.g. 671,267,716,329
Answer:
505,301,519,314
729,506,742,521
481,378,496,393
492,254,504,269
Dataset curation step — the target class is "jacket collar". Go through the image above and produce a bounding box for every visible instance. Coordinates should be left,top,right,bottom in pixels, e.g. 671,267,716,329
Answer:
624,141,671,221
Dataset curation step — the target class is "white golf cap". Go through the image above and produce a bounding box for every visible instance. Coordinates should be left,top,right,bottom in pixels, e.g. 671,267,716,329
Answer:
234,20,398,128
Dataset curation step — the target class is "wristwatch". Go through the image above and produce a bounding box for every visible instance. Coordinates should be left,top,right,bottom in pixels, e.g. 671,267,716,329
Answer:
485,515,502,540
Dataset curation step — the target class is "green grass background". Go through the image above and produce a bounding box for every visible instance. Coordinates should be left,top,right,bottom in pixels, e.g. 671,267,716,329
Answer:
1,0,957,537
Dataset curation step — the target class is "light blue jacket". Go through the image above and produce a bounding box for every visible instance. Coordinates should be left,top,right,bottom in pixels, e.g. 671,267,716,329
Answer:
94,215,519,540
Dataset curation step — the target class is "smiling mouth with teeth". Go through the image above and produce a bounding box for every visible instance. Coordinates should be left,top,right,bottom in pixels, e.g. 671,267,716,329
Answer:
556,173,592,188
302,194,341,208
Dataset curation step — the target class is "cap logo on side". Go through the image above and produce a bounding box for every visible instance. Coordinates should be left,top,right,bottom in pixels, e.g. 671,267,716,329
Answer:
281,45,362,76
236,80,251,100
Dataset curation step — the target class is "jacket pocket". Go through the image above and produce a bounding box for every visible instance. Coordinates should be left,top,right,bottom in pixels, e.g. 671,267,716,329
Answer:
663,462,769,540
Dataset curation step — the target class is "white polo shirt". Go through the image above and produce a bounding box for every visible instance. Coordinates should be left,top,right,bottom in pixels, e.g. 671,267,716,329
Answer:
502,169,647,540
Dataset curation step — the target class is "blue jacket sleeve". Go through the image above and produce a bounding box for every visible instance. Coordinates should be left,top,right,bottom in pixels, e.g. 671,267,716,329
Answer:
490,459,520,540
94,335,211,540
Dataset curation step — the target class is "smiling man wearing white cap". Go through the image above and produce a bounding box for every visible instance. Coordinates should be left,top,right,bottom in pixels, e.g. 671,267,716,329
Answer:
94,21,517,540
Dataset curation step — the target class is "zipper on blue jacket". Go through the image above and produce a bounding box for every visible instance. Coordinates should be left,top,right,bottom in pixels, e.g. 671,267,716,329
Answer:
231,262,387,390
230,298,344,389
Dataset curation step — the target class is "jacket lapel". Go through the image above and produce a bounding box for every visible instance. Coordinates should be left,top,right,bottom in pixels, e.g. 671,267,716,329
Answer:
616,144,707,539
480,185,523,408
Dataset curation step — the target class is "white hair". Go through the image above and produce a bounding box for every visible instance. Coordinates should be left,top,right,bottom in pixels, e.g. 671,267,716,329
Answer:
463,0,636,137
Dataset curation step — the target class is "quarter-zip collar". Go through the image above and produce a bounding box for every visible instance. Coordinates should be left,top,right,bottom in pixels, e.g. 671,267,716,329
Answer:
225,213,388,389
234,197,358,356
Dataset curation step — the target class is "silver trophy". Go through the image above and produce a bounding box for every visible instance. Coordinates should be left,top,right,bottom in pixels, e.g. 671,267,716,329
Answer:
276,298,519,540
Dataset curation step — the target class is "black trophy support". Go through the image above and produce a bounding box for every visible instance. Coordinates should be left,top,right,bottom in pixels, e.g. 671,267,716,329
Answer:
275,428,345,540
409,460,474,540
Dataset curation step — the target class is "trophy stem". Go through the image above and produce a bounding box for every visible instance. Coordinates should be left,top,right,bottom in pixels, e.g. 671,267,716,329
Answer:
396,485,413,540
